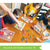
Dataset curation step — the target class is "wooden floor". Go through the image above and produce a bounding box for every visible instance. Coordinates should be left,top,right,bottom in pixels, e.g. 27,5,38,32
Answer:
0,14,50,43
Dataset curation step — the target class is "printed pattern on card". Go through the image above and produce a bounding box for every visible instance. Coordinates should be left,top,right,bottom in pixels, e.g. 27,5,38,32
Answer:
0,29,15,41
15,21,26,31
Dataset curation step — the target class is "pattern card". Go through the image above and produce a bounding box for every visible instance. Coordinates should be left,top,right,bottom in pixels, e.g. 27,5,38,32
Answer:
34,25,41,32
29,10,34,15
15,21,26,31
21,16,30,23
43,30,50,36
0,29,15,41
37,21,47,29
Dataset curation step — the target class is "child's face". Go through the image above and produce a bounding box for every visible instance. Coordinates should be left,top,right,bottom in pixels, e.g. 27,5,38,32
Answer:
35,5,40,9
47,15,50,18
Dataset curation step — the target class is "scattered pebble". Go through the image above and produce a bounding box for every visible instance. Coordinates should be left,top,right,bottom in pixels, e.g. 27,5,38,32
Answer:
28,30,30,32
23,30,25,33
33,35,35,37
26,37,28,39
21,37,25,41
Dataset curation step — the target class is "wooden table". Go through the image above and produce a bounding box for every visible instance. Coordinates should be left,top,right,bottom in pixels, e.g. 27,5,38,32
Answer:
0,14,50,43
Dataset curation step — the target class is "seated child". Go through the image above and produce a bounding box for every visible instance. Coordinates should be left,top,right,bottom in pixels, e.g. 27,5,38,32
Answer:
0,3,22,28
39,10,50,29
3,9,22,24
24,3,41,21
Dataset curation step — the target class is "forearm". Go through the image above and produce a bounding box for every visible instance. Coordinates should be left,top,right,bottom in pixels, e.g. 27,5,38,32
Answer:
8,11,19,23
24,5,29,14
0,3,19,23
40,20,43,26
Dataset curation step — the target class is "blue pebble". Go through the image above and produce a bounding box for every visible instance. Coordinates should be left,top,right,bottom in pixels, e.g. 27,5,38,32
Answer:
21,37,25,41
23,37,25,39
33,35,35,37
21,39,24,41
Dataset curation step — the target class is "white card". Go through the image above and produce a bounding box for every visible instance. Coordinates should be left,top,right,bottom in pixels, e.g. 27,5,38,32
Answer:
29,10,34,15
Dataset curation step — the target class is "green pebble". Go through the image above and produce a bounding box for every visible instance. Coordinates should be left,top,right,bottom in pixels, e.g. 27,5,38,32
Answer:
28,30,30,32
33,35,35,37
30,36,32,38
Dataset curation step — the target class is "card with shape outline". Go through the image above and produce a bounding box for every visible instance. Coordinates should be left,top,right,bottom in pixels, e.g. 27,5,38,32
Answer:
0,29,15,41
15,21,26,31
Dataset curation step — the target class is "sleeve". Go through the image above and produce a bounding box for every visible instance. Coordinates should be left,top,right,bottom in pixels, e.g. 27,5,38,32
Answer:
1,18,5,28
24,5,30,14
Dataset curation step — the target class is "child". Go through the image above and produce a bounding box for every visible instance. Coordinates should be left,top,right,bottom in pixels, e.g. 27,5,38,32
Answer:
24,3,41,21
3,9,22,24
0,3,22,28
0,15,7,35
39,10,50,29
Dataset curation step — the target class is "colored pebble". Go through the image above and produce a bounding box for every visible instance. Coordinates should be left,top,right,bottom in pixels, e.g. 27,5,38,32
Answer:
23,37,25,39
33,35,35,37
21,39,24,41
28,30,30,32
23,30,24,33
28,33,30,36
26,30,28,32
26,37,28,39
21,37,25,41
30,36,32,38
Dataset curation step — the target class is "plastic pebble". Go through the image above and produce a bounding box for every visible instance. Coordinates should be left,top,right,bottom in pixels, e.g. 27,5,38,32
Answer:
23,30,24,33
33,35,35,37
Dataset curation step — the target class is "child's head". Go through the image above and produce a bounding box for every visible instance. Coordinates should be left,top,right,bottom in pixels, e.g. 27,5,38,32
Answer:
33,3,40,9
45,9,50,18
45,10,50,25
13,9,22,17
13,9,18,17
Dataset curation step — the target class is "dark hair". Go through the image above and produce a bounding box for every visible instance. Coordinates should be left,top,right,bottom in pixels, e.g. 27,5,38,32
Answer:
33,3,40,7
47,9,50,15
13,9,17,15
44,9,50,17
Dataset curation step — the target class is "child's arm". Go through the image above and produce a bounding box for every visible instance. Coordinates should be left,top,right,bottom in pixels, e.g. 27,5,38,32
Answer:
40,20,43,27
0,3,22,27
24,5,30,17
24,5,30,14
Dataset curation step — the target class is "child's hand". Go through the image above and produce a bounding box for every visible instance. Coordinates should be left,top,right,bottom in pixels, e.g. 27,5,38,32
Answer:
40,20,43,27
24,14,26,17
17,22,22,28
41,23,43,27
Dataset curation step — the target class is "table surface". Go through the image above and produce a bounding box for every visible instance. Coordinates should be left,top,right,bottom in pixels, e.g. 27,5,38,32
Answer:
0,14,50,43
